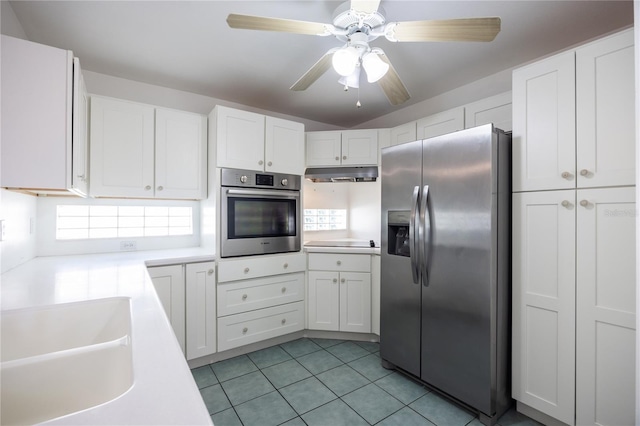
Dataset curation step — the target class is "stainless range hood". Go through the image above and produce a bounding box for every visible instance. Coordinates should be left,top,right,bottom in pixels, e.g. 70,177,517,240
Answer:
304,166,378,183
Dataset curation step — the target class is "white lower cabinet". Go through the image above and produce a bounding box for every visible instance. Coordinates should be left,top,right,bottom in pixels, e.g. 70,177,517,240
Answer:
307,254,372,333
185,262,217,360
512,187,636,425
148,265,186,354
216,253,306,352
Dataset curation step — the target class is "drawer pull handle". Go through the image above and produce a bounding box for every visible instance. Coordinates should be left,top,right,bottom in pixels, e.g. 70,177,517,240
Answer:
281,287,286,293
336,260,342,266
242,327,248,334
283,262,289,269
332,278,338,283
341,278,346,283
207,269,214,275
242,294,248,301
244,267,250,274
281,318,286,325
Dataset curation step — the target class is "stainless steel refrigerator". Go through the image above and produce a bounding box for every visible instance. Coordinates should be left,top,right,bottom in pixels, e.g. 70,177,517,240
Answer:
380,124,511,425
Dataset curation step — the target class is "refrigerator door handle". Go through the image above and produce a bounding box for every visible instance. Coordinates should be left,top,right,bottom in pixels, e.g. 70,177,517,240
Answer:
410,185,420,284
420,185,431,286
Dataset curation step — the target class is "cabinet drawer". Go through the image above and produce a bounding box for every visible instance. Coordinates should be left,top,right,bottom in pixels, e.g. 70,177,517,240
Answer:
308,253,371,272
218,272,304,316
217,253,305,282
217,301,304,352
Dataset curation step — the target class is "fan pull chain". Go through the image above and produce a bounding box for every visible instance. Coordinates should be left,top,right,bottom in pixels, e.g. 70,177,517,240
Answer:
356,86,361,108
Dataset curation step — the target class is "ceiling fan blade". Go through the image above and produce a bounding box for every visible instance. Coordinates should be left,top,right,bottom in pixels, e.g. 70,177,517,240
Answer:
377,53,410,106
388,17,501,42
227,14,330,36
350,0,381,14
290,50,335,91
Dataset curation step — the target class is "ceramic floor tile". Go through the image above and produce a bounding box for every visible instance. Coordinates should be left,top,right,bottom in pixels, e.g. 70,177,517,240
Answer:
220,370,275,406
199,383,231,415
191,365,218,389
301,398,369,426
280,338,322,358
375,371,429,404
279,376,337,415
409,392,475,426
247,345,292,369
377,406,436,426
210,354,258,382
315,364,370,397
326,341,370,363
296,349,344,375
355,340,380,353
235,391,297,426
280,417,307,426
341,383,404,424
261,359,313,389
310,338,346,348
210,407,242,426
497,407,545,426
348,352,393,381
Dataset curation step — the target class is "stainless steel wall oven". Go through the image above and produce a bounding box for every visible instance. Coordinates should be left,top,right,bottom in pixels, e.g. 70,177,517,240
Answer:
220,168,301,258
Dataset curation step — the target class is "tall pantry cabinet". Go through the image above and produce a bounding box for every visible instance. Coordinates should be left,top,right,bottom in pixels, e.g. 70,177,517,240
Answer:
511,28,635,426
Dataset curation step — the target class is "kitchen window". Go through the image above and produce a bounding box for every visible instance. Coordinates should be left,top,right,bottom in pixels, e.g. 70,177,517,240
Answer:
56,205,193,240
303,209,347,231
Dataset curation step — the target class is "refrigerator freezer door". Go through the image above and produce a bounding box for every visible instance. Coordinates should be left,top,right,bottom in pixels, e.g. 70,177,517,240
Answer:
380,140,423,377
420,125,497,415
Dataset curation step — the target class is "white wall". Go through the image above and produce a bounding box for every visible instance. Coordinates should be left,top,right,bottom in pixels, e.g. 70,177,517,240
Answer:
1,1,28,39
0,190,37,273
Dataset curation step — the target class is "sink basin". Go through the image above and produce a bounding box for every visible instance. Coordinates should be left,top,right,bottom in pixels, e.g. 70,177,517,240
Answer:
1,297,134,425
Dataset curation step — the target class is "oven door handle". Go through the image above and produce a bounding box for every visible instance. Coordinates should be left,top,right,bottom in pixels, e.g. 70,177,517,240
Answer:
226,188,300,198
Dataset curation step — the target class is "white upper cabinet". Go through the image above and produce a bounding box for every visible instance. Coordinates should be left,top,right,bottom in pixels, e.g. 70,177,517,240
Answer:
72,58,89,195
1,35,88,196
90,96,206,199
512,50,576,192
464,91,512,132
265,116,305,175
416,107,464,140
513,28,634,192
306,129,378,167
390,121,417,146
213,105,305,174
155,108,207,199
576,29,635,188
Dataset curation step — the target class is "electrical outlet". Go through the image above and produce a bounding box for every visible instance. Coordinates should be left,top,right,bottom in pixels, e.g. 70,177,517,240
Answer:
120,241,137,251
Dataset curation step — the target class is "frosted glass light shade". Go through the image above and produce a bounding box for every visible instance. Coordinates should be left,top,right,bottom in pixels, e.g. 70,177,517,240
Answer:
362,52,389,83
338,67,361,88
332,46,359,76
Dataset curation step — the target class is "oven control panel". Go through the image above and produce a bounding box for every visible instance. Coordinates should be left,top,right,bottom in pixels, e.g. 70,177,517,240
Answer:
221,168,301,190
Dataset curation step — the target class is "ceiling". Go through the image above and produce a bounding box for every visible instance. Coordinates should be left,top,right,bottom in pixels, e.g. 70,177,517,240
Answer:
7,1,633,128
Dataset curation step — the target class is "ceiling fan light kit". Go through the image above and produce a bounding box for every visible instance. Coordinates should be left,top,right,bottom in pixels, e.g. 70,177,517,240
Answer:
226,1,501,106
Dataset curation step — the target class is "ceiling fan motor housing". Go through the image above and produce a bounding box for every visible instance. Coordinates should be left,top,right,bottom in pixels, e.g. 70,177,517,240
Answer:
332,2,386,43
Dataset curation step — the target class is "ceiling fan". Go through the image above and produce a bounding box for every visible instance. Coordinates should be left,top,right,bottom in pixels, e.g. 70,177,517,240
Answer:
227,1,501,106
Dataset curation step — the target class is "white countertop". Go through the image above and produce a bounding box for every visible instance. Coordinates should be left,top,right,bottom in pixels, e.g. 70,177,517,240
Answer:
1,248,215,425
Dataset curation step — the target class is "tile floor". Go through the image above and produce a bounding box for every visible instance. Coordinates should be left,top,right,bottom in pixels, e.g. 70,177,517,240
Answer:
191,338,541,426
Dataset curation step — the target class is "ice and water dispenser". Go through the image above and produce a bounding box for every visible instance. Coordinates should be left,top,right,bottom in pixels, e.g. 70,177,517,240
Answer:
387,211,411,257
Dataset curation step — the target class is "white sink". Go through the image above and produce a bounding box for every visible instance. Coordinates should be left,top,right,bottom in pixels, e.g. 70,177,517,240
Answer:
1,297,134,425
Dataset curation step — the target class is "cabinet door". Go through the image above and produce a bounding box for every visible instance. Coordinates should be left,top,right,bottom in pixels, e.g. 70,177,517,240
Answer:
155,108,207,199
305,131,342,166
1,36,72,190
215,106,265,171
71,58,89,196
512,191,576,425
464,91,512,132
575,187,635,426
416,107,464,140
341,129,379,166
576,29,635,188
390,122,417,146
265,116,305,175
339,272,371,333
148,265,186,354
90,96,155,197
307,271,340,331
185,262,216,360
512,51,576,192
